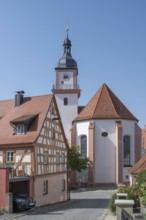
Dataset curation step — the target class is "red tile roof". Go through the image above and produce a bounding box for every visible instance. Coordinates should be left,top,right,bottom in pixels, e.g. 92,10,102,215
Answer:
129,156,146,174
10,115,37,124
0,95,53,145
74,83,138,122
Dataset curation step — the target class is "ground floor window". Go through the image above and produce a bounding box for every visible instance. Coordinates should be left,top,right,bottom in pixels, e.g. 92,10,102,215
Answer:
43,180,48,195
61,179,65,192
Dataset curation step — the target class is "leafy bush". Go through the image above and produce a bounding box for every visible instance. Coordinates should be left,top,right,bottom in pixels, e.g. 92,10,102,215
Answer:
109,193,116,215
109,184,142,214
136,170,146,187
140,183,146,206
118,185,142,208
133,170,146,206
141,195,146,206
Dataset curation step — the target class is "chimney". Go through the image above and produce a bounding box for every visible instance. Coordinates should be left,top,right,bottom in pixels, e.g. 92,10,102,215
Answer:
15,91,25,107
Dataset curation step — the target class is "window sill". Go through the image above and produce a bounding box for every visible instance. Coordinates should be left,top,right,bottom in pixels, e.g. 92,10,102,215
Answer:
123,165,132,167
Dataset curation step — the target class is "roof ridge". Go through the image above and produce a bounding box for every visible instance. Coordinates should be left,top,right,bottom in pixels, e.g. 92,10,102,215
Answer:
0,93,52,103
25,94,52,98
105,84,120,117
91,84,104,118
0,98,14,102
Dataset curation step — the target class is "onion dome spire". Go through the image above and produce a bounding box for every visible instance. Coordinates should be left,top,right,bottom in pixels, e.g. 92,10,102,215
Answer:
57,28,77,68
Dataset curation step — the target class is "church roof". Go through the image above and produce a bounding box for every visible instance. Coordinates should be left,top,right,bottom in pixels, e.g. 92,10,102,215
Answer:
129,156,146,174
74,83,138,122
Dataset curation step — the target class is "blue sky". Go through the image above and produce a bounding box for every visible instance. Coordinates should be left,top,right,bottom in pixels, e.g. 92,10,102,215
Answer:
0,0,146,128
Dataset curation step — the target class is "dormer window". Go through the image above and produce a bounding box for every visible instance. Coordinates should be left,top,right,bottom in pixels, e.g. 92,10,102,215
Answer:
15,124,27,134
10,114,38,135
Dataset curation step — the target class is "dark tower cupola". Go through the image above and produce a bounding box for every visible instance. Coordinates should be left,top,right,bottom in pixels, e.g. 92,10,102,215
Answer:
57,28,77,68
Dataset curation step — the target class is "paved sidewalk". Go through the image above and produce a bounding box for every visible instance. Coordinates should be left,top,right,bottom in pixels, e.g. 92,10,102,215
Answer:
103,210,116,220
0,210,117,220
0,212,24,220
103,210,146,220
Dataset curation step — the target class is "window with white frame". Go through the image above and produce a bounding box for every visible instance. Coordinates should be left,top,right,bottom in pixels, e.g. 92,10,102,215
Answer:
61,153,65,163
15,124,26,134
56,152,60,163
44,154,48,164
6,151,14,163
0,151,3,163
43,180,48,195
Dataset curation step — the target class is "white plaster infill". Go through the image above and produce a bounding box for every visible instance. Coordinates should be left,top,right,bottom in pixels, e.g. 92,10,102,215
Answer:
115,199,134,205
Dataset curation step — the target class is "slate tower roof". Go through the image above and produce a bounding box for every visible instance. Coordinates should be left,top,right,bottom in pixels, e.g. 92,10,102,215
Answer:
56,28,77,69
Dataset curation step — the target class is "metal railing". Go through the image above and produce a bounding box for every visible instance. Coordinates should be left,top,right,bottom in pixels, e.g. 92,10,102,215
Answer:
52,84,80,90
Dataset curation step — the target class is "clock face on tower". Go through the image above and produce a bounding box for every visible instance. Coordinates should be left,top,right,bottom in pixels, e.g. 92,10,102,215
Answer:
60,72,73,89
62,73,70,80
60,72,73,82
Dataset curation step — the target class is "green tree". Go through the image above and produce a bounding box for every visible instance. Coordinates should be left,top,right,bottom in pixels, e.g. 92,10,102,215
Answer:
68,146,90,172
136,170,146,186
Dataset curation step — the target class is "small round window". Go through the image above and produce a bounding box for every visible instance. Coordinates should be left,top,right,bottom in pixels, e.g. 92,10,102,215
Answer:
101,132,108,137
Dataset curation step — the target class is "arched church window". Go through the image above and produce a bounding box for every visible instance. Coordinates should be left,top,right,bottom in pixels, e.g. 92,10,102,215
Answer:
123,135,130,166
81,135,87,158
64,98,68,106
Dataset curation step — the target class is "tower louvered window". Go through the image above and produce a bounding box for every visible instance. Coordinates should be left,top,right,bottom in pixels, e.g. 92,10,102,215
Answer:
64,98,68,106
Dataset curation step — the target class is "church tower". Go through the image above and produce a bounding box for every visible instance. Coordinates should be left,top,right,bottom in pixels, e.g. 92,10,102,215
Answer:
52,29,80,139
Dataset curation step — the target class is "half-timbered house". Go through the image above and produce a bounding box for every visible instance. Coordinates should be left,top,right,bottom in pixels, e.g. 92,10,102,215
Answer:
0,91,69,210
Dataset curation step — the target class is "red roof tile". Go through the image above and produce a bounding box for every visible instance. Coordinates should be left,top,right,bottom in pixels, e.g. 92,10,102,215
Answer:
129,156,146,174
11,115,37,124
74,83,138,122
0,95,53,145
